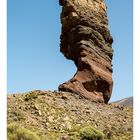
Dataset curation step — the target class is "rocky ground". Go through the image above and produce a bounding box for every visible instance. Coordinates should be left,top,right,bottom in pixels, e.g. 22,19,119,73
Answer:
7,90,133,140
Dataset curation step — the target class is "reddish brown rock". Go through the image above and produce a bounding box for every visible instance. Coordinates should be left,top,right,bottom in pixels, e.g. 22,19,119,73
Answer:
58,0,113,103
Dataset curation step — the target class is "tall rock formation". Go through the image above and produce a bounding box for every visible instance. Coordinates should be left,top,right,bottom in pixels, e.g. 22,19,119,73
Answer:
59,0,113,103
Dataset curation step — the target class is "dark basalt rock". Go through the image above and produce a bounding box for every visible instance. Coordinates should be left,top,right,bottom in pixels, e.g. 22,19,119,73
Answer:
58,0,113,103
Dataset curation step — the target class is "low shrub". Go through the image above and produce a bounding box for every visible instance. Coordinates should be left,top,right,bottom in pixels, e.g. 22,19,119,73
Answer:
24,92,38,101
7,123,40,140
79,126,104,140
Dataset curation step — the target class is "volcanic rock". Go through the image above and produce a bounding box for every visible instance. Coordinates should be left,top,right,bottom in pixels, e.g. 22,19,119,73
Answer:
59,0,113,103
112,97,133,107
8,90,133,140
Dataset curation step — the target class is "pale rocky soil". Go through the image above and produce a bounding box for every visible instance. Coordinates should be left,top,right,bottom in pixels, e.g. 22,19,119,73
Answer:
7,90,133,140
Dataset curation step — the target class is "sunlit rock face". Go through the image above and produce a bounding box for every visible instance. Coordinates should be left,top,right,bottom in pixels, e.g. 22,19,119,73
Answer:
59,0,113,103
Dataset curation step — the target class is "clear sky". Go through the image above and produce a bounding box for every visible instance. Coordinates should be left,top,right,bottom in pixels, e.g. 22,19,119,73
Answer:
8,0,133,102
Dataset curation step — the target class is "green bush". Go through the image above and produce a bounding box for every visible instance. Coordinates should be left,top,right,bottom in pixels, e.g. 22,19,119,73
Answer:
79,126,104,140
24,92,38,101
12,110,25,121
7,123,40,140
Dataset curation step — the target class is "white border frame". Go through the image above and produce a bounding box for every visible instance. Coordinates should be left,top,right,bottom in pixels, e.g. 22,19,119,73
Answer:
134,0,140,140
0,0,139,139
0,0,7,139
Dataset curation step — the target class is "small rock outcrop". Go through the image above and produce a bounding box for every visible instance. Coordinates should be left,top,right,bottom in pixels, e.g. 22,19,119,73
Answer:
59,0,113,103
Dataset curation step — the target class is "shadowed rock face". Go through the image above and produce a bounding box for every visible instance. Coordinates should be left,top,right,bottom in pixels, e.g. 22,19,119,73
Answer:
59,0,113,103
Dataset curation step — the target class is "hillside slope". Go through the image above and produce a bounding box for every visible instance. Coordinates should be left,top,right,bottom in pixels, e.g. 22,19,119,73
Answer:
7,90,133,140
113,97,133,107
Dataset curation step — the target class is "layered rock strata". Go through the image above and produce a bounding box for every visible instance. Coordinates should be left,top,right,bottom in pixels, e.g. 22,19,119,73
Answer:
59,0,113,103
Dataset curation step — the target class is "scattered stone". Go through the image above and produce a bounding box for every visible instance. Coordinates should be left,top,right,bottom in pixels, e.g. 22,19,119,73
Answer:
38,110,42,116
8,90,133,140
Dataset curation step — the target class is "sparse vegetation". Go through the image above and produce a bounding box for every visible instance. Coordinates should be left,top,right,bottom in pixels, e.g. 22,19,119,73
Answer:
7,123,40,140
12,110,26,121
79,126,104,140
7,90,133,140
24,90,40,101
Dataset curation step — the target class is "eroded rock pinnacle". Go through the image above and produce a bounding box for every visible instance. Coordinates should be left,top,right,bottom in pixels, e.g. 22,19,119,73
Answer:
59,0,113,103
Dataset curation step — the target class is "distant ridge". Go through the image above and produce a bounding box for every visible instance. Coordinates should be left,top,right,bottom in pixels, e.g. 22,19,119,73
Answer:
113,97,133,107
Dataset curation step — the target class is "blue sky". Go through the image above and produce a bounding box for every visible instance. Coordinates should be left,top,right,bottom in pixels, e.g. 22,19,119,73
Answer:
8,0,133,101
